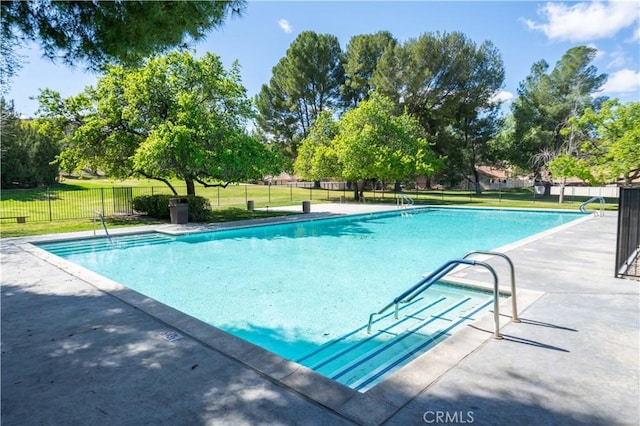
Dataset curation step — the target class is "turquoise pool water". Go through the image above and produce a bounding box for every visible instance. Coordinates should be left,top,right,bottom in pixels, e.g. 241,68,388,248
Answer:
38,207,582,390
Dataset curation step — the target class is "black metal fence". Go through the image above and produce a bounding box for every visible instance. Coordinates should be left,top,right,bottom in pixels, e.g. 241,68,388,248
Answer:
0,186,171,222
615,186,640,279
0,184,329,223
0,182,622,224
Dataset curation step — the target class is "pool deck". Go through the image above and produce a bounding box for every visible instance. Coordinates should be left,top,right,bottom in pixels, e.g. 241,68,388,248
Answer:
1,204,638,425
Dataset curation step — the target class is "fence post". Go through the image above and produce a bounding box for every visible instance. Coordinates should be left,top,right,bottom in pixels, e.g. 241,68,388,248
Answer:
47,187,53,221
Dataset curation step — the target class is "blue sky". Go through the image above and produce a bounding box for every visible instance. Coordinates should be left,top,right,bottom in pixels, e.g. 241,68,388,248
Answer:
6,0,640,118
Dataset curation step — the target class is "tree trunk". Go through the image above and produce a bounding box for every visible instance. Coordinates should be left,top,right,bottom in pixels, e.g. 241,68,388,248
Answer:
558,178,566,204
185,177,195,196
353,180,360,201
472,169,482,195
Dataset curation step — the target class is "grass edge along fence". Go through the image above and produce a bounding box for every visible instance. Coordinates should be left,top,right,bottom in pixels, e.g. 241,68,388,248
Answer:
1,182,619,224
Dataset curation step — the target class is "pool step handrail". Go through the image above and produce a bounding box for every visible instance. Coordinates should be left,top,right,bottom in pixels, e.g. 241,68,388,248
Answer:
367,258,505,339
93,211,112,241
396,193,414,208
463,251,519,323
579,196,605,216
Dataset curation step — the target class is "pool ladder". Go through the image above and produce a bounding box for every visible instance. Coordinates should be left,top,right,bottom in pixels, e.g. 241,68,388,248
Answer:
396,194,414,208
367,251,519,339
93,211,112,242
579,196,605,216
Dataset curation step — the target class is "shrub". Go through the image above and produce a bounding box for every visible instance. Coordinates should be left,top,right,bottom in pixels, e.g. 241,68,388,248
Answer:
185,195,212,221
132,194,212,221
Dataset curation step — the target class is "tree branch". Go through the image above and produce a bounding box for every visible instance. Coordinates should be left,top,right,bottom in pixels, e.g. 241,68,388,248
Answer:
136,171,178,195
194,177,231,188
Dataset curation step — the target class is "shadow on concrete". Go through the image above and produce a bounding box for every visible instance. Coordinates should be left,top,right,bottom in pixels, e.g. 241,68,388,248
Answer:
0,283,351,425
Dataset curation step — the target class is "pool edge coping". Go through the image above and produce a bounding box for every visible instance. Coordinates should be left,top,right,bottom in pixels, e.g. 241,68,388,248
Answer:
11,205,594,424
18,238,545,425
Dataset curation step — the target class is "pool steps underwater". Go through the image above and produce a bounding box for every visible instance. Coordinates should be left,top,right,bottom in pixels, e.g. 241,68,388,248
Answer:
297,293,492,392
38,233,176,256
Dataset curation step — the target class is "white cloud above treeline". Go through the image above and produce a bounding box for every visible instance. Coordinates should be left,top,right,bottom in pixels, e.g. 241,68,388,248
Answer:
601,69,640,94
524,1,639,42
278,19,293,34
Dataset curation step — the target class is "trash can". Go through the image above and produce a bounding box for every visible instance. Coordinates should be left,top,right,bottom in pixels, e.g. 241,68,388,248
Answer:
169,197,189,224
302,200,311,213
247,200,255,211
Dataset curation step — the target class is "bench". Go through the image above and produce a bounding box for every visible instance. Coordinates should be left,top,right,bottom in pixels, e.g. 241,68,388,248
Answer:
1,216,29,223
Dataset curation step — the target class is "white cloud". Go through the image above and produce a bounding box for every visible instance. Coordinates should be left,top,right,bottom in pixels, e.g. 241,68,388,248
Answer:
601,69,640,94
492,90,515,104
278,19,293,34
632,25,640,42
524,1,639,42
607,47,629,68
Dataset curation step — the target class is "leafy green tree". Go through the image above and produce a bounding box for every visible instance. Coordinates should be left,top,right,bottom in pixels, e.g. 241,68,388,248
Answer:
1,99,26,187
293,111,340,182
1,98,60,188
255,31,344,158
372,32,504,187
296,92,440,199
45,51,277,196
508,46,607,187
1,0,245,90
34,89,93,174
548,154,593,202
341,31,396,108
569,100,640,186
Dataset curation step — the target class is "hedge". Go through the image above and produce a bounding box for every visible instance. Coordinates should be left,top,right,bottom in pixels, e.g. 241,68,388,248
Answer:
132,194,212,222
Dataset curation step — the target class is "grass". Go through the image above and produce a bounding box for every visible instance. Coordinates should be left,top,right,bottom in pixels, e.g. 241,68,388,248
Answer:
0,216,166,239
0,209,298,238
361,187,618,211
1,178,618,238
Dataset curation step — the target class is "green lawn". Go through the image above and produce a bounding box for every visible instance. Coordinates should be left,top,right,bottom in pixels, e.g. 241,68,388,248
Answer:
1,178,617,238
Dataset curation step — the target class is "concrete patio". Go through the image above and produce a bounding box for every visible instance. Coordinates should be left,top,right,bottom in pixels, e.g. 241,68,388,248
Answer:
1,205,638,425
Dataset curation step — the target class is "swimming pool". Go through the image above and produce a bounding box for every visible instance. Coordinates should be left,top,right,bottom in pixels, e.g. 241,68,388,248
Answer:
37,207,583,390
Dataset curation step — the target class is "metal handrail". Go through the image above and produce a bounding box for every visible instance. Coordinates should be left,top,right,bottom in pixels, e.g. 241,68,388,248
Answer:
463,251,519,323
367,258,504,339
93,211,112,241
396,194,414,208
579,196,605,216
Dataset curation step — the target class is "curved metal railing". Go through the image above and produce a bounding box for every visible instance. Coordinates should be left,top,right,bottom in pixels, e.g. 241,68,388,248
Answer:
463,251,519,323
396,194,414,208
367,258,506,339
93,211,112,241
579,196,605,216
